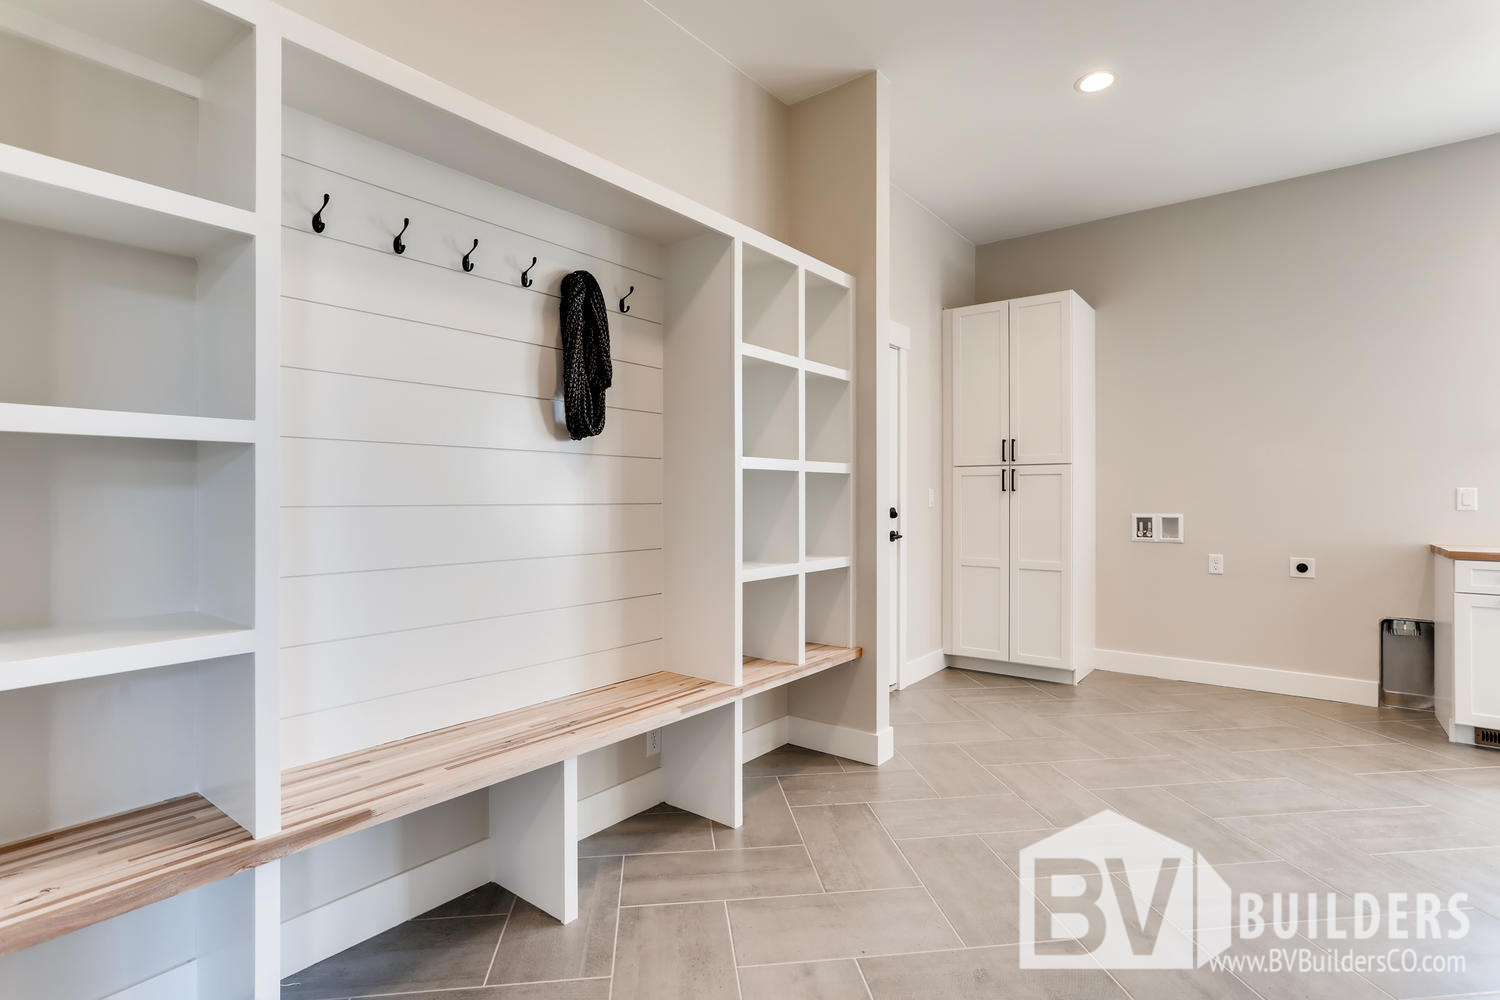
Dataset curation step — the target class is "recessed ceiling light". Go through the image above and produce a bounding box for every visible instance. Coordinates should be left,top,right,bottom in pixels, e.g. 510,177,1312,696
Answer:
1075,70,1115,94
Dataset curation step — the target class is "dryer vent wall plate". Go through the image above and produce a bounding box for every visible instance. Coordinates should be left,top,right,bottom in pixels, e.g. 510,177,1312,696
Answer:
1132,513,1185,543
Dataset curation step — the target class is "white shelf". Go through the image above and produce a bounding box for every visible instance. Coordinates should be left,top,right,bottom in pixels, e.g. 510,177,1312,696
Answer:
740,342,800,371
805,460,852,475
0,143,255,257
803,359,851,382
742,561,801,583
742,456,800,472
803,556,853,575
0,403,255,443
0,613,255,691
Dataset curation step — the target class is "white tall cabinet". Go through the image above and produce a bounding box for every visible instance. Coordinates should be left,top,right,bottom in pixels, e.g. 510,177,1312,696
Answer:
942,291,1096,682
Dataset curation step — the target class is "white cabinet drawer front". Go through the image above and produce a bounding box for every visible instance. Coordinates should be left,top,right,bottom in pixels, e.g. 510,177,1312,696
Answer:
1457,593,1500,728
1456,561,1500,596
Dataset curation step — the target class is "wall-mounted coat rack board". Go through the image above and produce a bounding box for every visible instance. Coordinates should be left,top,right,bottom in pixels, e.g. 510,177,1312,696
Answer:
0,1,874,998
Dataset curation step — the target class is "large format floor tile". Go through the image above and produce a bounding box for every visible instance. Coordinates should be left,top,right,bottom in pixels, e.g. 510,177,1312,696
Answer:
285,669,1500,999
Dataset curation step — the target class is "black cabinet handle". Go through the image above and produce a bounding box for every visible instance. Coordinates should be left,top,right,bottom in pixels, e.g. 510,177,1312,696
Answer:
1001,469,1007,492
1011,468,1017,492
1001,439,1006,462
890,530,904,542
1011,438,1017,461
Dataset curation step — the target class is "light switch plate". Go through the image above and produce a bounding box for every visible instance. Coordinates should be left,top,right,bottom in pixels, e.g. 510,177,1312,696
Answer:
1457,487,1479,511
928,488,936,508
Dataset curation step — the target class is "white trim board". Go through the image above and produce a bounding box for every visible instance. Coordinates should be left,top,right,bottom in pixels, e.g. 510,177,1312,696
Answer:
899,648,946,690
743,717,790,761
577,768,664,841
1093,648,1378,707
786,716,893,766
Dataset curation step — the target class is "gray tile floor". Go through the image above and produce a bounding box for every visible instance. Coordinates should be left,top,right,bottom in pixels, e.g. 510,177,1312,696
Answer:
282,668,1500,999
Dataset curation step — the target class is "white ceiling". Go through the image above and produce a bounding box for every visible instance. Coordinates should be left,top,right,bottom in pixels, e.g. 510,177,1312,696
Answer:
647,0,1500,243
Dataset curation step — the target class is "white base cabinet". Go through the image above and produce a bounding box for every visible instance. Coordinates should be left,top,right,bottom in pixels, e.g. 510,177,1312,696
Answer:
943,292,1095,681
1434,553,1500,741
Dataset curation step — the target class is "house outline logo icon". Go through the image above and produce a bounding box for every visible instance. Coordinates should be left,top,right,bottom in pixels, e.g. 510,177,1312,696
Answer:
1019,810,1233,969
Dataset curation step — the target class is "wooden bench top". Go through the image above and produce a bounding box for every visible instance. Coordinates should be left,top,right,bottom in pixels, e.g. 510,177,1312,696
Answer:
0,643,860,955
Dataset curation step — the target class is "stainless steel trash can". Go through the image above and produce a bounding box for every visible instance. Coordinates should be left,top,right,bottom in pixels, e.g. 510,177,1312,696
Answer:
1380,618,1434,711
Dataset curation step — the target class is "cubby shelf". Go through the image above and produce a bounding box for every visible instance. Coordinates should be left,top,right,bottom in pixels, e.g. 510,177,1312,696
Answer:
0,613,254,692
0,403,256,443
0,144,256,257
739,342,800,371
805,460,852,475
803,359,851,382
742,456,800,472
742,561,801,583
803,555,853,574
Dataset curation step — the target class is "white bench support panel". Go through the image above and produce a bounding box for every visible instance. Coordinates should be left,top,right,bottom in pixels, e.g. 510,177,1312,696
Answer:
662,701,743,829
489,759,579,925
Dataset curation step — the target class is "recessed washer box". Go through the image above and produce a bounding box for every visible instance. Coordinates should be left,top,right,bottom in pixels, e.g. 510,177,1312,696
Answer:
1132,513,1184,543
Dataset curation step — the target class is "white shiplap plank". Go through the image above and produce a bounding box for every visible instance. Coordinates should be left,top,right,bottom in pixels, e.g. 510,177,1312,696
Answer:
281,439,660,507
280,549,662,648
281,368,662,458
282,158,663,324
282,504,663,577
283,231,663,368
283,107,666,278
281,594,663,717
280,639,666,768
281,298,663,414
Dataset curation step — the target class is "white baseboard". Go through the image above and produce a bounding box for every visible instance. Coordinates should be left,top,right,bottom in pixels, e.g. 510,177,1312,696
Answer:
787,716,893,766
899,648,947,689
946,654,1079,687
577,767,664,840
1094,648,1377,706
743,717,790,761
281,839,493,977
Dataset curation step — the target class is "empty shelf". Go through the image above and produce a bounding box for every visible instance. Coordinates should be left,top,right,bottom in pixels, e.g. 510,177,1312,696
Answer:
0,613,256,691
0,403,255,443
0,143,255,257
741,643,862,697
740,342,800,370
742,561,800,582
804,555,853,574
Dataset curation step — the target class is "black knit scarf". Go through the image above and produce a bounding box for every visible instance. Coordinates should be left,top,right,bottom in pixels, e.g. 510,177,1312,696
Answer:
558,270,613,440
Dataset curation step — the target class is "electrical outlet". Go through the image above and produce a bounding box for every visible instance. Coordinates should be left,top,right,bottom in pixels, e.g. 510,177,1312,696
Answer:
645,728,661,757
1290,557,1316,579
1457,487,1479,511
1208,553,1224,575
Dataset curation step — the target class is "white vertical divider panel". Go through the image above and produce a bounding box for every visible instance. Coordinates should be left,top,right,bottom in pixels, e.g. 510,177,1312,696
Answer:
796,267,808,667
662,701,742,828
490,760,579,924
251,863,281,1000
663,232,740,685
192,869,257,1000
251,24,282,837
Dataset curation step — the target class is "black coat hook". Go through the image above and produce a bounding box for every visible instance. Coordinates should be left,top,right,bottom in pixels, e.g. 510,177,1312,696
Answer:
521,256,537,288
311,193,329,233
392,217,410,255
462,239,478,273
620,286,634,313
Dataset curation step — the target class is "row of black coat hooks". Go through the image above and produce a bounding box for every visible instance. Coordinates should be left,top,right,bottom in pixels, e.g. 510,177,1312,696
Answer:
311,192,636,313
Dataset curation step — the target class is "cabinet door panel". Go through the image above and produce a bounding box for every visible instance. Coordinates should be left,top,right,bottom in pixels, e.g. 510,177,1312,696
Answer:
950,467,1007,659
1457,593,1500,728
951,306,1007,466
1009,464,1069,668
1009,294,1070,465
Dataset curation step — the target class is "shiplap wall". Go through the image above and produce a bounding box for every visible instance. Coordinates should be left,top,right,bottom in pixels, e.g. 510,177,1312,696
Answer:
278,111,666,767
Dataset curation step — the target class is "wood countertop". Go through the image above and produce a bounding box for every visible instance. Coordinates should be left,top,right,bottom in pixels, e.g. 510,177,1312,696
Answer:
1431,545,1500,562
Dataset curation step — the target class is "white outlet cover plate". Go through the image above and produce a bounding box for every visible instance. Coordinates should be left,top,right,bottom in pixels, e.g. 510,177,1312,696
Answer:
1290,557,1316,578
1208,554,1224,575
1458,487,1479,511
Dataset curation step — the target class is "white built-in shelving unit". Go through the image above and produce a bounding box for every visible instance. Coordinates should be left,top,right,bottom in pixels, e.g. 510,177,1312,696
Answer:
0,2,866,996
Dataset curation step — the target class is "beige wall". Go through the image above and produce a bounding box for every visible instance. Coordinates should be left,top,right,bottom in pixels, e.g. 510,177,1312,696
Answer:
976,134,1500,685
890,188,974,664
278,0,792,239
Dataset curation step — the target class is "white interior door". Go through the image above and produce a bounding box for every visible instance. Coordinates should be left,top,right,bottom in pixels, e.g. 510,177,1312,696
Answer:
949,304,1007,466
1009,294,1070,465
886,324,910,687
1009,464,1069,668
951,467,1008,660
